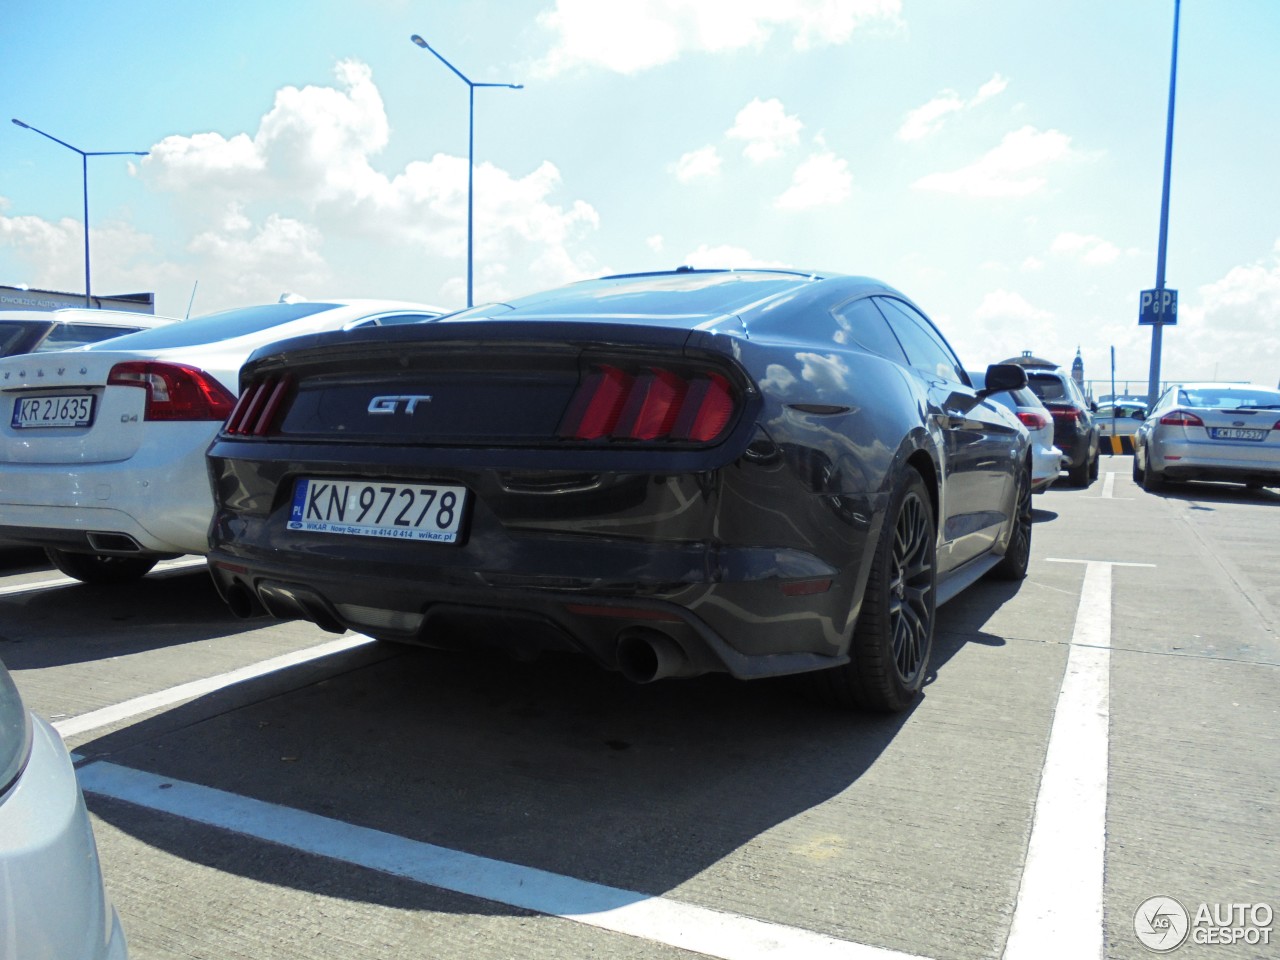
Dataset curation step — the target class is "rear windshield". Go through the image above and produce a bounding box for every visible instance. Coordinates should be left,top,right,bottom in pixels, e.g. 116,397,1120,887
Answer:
1027,373,1069,402
1179,386,1280,409
486,272,814,321
89,302,339,350
0,320,51,356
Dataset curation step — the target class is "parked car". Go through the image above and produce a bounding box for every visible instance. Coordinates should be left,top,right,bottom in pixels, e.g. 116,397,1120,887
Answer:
970,370,1062,492
1097,399,1148,438
0,308,175,357
1020,366,1100,486
1133,382,1280,491
0,299,446,583
0,658,128,959
205,269,1033,712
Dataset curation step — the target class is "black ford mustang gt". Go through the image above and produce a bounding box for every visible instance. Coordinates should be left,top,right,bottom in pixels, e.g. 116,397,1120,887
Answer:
206,269,1032,711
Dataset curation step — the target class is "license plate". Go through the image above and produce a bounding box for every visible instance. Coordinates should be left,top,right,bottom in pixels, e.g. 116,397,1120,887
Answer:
288,478,469,543
1209,427,1267,441
11,394,95,429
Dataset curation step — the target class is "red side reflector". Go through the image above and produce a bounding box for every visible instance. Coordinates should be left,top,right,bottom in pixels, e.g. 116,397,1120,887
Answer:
781,578,832,597
564,603,683,623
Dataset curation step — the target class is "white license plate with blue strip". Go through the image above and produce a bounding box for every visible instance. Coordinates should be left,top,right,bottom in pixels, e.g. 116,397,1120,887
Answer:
288,478,468,543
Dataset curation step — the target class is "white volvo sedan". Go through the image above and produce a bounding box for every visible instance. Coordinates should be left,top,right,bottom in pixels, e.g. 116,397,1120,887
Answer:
0,299,445,582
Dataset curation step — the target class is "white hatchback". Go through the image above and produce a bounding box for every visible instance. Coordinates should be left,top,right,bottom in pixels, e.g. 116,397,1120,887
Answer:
0,299,446,582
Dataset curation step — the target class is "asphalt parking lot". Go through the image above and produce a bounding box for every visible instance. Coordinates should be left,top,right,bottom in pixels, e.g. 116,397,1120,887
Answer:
3,462,1277,960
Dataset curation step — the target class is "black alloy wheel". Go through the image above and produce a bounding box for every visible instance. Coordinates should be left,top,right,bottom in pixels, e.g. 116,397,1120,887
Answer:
819,467,936,712
44,548,159,585
992,462,1033,580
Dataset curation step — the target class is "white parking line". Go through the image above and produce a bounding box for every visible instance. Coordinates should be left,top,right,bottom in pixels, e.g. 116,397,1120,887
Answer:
0,556,208,598
53,635,377,738
1003,557,1153,959
79,761,927,960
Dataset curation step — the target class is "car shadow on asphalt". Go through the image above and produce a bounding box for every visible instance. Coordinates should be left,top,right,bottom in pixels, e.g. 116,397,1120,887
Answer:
1150,482,1280,507
80,571,1028,915
0,568,264,670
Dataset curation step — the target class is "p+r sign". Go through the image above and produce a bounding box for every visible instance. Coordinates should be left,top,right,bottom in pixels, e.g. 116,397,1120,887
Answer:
1139,288,1177,325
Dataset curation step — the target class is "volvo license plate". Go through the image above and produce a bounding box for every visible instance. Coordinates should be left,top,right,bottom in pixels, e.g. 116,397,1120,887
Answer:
288,478,469,543
11,394,95,429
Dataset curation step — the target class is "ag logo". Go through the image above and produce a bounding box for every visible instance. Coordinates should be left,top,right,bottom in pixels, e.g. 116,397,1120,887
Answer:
1134,896,1189,952
367,394,432,415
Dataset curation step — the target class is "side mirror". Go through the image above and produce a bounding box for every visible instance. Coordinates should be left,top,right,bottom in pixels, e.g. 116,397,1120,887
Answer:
978,362,1027,396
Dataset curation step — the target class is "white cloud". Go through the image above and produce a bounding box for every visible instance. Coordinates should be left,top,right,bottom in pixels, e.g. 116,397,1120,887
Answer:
1161,240,1280,385
671,146,723,182
727,98,803,162
187,213,329,302
912,126,1074,198
681,244,789,269
1051,231,1121,265
897,73,1008,141
973,289,1053,323
897,93,965,142
124,60,599,308
775,150,853,210
1021,256,1045,272
971,73,1009,105
646,234,664,253
534,0,902,76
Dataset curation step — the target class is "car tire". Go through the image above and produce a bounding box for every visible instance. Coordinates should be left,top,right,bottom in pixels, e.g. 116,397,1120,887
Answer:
1141,458,1165,493
1132,452,1145,483
1067,455,1091,487
818,467,936,713
44,548,158,584
991,462,1032,581
1089,448,1100,482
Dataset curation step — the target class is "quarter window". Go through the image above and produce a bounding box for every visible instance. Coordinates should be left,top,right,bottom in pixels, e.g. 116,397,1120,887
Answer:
874,298,965,384
830,297,909,365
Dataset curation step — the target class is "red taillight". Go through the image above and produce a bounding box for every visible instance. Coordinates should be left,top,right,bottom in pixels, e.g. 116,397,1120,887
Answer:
1016,410,1050,431
107,361,236,422
1159,410,1204,427
224,374,293,436
558,365,738,444
1045,404,1083,422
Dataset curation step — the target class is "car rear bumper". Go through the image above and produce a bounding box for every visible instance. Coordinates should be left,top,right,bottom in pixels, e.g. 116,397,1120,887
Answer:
0,449,214,555
0,717,126,960
1152,439,1280,484
207,533,864,681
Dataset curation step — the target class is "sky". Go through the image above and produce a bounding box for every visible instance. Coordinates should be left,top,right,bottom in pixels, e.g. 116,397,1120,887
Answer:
2,0,1278,394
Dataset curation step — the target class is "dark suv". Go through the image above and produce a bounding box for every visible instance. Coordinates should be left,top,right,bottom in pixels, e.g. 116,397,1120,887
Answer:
1024,368,1100,486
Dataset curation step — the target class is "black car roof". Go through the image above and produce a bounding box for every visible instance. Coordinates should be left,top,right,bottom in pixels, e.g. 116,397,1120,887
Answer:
439,269,906,331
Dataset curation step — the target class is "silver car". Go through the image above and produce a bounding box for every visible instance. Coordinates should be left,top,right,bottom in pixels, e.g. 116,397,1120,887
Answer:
0,659,127,959
1133,382,1280,491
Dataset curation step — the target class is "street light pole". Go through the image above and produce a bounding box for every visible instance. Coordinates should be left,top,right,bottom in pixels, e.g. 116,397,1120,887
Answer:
409,34,522,308
11,119,148,308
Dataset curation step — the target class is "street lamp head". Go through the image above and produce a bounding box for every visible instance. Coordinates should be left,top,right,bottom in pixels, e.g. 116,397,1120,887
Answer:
410,35,428,48
11,118,30,129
